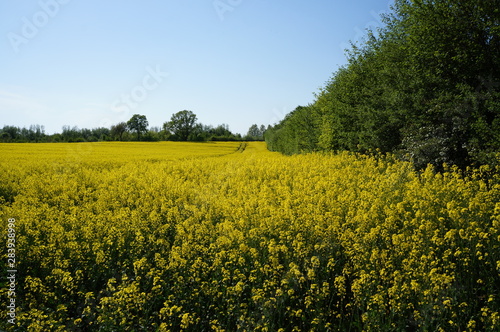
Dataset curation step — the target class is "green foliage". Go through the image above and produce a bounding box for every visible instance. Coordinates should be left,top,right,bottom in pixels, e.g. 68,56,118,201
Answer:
0,125,46,143
164,110,198,141
127,114,149,141
163,111,242,142
265,105,320,154
110,122,128,141
267,0,500,169
202,124,240,141
245,124,266,141
1,113,243,143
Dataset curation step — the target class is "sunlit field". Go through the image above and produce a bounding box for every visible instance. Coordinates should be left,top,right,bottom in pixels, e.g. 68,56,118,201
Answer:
1,142,499,331
0,141,243,164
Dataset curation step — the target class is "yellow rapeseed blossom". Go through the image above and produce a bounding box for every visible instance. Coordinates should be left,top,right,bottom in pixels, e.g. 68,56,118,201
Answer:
0,141,499,331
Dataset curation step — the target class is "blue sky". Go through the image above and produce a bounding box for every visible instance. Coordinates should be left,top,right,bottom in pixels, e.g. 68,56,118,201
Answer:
0,0,393,135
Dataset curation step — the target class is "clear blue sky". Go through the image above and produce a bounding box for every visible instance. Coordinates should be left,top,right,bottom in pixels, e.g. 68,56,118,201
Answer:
1,0,393,135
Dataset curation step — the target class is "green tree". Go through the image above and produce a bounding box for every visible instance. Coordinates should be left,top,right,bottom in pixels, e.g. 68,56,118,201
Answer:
111,122,128,141
0,126,20,142
61,125,84,142
164,110,198,141
387,0,500,167
269,0,500,168
28,124,45,142
127,115,149,140
265,106,320,154
246,124,262,140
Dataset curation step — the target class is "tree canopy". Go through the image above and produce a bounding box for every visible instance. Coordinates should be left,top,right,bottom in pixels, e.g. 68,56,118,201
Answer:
245,124,266,141
127,114,149,140
110,122,127,141
1,113,252,143
266,0,500,169
164,110,198,141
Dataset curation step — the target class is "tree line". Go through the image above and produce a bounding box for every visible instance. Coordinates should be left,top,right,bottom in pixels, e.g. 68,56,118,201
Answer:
265,0,500,169
0,111,267,143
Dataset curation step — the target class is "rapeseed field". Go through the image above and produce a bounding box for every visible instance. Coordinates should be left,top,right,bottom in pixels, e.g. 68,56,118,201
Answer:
0,142,499,331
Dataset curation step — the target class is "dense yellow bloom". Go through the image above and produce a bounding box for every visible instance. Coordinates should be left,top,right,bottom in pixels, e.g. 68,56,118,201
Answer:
0,142,499,331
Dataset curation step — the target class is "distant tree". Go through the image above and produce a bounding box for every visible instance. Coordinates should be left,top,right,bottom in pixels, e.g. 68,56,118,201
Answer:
265,106,320,154
91,127,110,141
246,124,265,140
111,122,128,141
61,125,84,142
80,128,92,141
127,115,149,140
260,125,266,136
188,123,206,141
28,124,45,142
0,132,10,142
247,124,259,138
1,126,20,142
143,130,160,142
213,124,230,136
164,110,198,141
